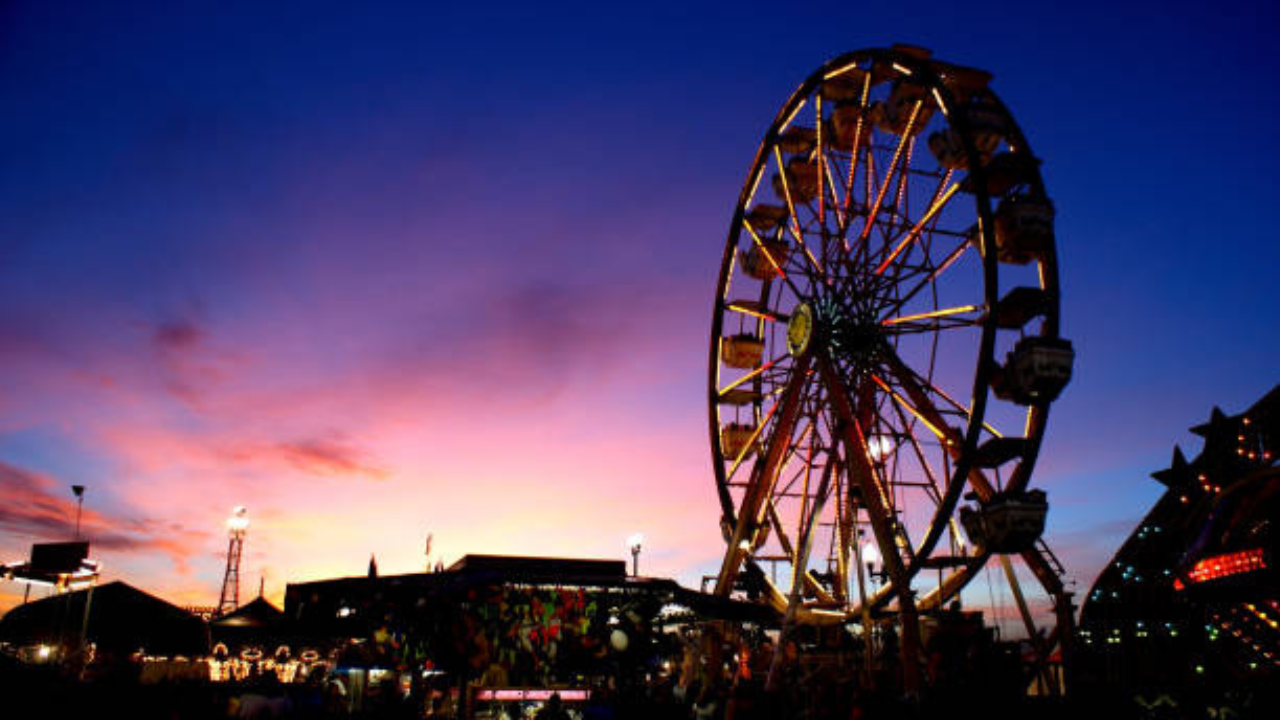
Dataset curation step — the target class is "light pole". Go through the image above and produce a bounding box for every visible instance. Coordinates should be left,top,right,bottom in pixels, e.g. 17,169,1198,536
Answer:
627,533,644,577
71,485,85,541
218,507,249,615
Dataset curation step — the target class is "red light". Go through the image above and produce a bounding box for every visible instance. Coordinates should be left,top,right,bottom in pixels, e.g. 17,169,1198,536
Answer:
1176,549,1267,590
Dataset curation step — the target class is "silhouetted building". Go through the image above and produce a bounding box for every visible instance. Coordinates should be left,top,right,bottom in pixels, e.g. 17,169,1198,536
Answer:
0,581,206,657
209,594,284,654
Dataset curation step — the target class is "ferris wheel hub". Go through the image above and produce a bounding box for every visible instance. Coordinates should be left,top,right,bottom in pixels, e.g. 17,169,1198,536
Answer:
789,296,887,375
786,303,815,356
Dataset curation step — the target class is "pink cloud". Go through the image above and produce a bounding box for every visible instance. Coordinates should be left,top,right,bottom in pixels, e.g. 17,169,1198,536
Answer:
0,460,210,574
268,434,391,480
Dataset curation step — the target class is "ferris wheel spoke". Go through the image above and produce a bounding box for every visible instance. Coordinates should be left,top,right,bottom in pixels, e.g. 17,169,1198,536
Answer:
876,348,1021,567
742,218,808,300
878,235,973,320
892,137,915,217
717,352,791,398
839,70,873,221
772,146,826,278
726,300,787,323
881,390,946,504
878,319,981,336
859,101,922,245
816,95,827,229
880,303,983,328
869,373,955,445
873,176,960,276
821,151,846,237
901,363,1005,441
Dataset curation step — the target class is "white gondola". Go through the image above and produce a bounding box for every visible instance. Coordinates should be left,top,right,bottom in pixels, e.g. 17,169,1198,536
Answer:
721,333,765,369
994,197,1055,265
991,336,1074,405
742,238,789,279
720,422,759,459
959,489,1048,554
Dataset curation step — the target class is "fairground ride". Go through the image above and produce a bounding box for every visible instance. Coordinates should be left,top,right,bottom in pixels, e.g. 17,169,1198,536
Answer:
708,45,1076,694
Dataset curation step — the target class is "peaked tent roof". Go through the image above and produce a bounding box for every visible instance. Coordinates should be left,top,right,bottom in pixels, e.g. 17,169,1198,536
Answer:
0,581,206,655
211,595,282,629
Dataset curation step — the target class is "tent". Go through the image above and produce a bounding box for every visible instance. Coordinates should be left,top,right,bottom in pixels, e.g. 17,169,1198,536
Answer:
0,581,206,656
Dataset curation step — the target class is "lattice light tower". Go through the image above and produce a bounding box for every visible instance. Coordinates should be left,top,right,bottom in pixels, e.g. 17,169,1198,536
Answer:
217,506,249,616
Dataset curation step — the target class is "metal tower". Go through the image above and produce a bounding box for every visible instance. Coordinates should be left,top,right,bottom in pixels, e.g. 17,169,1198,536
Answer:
217,506,249,616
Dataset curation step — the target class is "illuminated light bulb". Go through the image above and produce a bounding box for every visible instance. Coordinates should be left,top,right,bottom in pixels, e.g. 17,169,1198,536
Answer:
867,435,896,462
227,506,249,533
862,541,882,568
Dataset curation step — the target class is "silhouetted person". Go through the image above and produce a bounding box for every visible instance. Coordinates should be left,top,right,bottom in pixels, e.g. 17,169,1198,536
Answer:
536,692,570,720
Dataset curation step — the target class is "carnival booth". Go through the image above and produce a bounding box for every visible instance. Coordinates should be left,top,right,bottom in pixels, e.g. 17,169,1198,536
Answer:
283,554,773,717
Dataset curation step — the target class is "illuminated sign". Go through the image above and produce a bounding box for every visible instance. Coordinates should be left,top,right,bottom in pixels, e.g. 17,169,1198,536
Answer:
1174,548,1267,590
475,689,590,702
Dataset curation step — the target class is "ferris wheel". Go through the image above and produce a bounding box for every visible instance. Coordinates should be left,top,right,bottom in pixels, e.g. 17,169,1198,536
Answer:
708,46,1076,688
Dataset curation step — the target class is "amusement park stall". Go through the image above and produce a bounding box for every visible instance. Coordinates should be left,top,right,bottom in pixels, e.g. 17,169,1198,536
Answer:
0,580,207,660
283,554,773,716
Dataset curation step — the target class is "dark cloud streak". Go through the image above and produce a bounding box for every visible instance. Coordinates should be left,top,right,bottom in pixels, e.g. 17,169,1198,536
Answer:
0,460,208,571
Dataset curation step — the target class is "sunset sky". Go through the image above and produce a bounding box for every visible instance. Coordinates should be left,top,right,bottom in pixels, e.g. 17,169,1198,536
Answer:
2,2,1278,618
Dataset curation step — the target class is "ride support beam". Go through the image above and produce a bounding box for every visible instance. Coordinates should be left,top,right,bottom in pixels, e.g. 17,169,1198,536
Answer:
715,354,813,597
880,352,1066,603
879,350,984,566
881,352,1070,685
766,453,836,692
820,355,924,696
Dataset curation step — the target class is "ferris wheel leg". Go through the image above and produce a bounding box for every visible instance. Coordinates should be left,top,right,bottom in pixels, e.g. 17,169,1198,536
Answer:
820,356,924,696
714,353,813,597
999,554,1056,693
1054,589,1078,697
766,456,837,693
